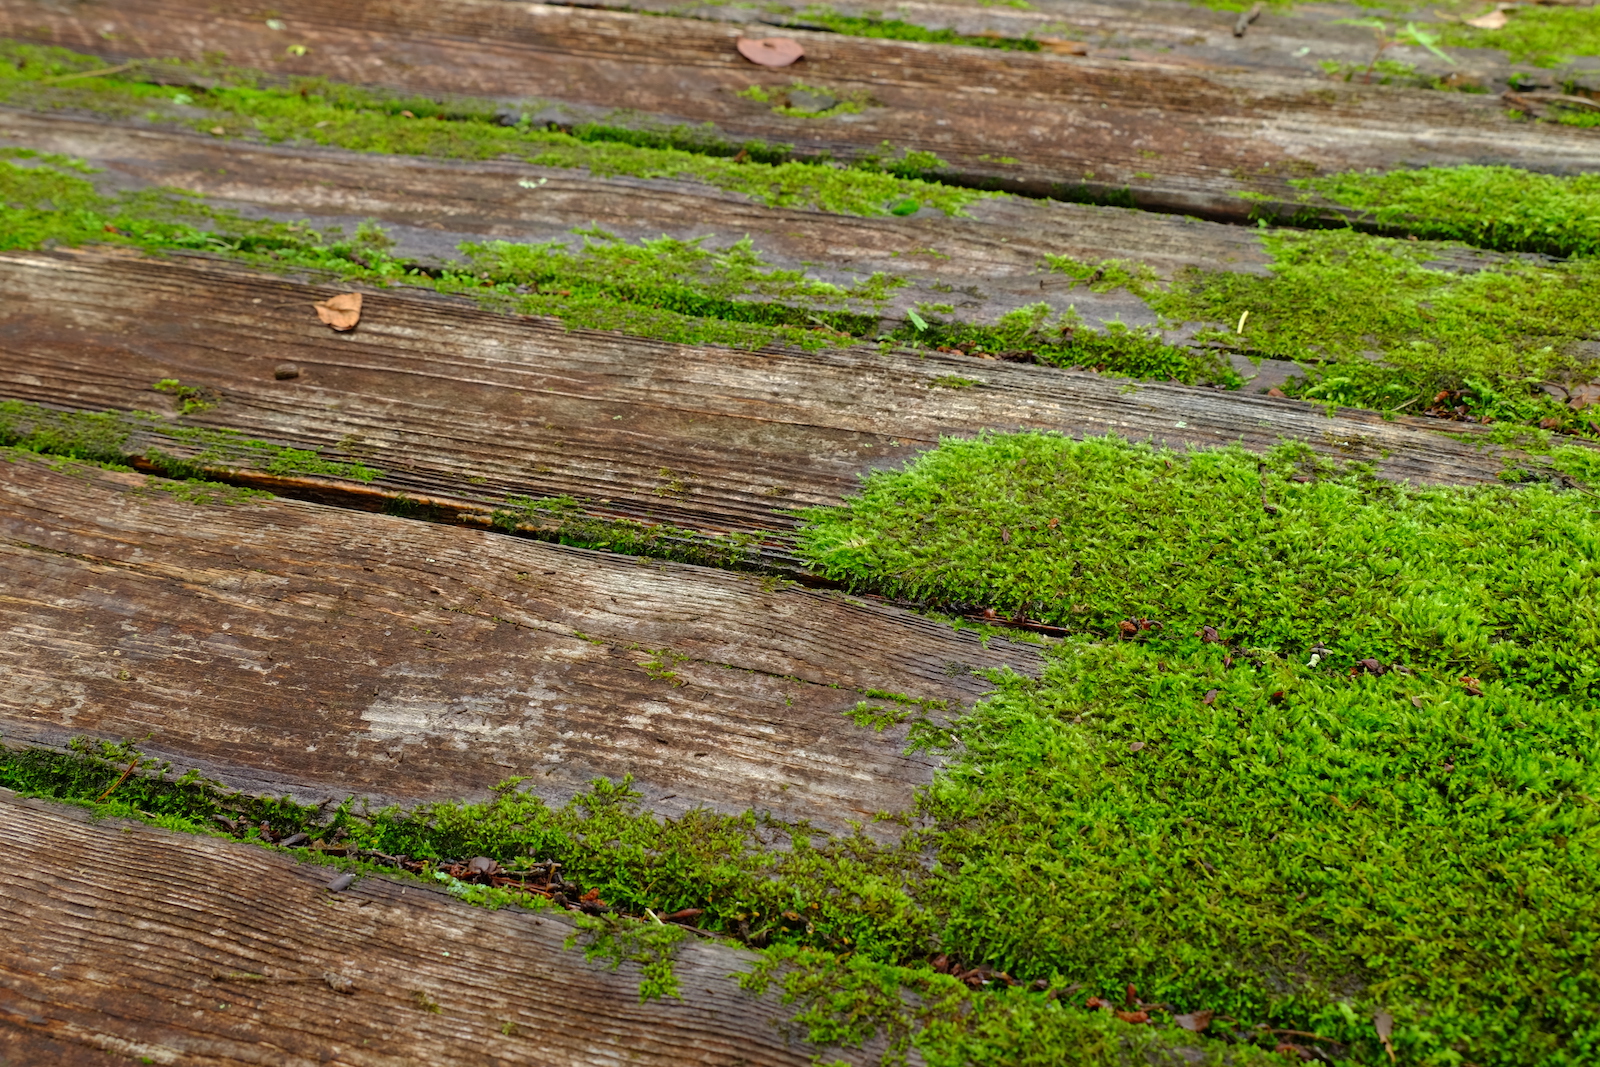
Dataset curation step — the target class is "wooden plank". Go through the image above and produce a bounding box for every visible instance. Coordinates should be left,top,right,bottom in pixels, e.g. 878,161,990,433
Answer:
569,0,1600,83
0,106,1271,334
0,247,1551,554
2,0,1596,220
0,789,859,1065
0,453,1036,828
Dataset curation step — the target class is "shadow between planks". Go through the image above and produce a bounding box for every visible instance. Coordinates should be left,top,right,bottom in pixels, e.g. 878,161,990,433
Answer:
1,0,1596,219
0,247,1545,558
0,454,1039,829
0,789,869,1066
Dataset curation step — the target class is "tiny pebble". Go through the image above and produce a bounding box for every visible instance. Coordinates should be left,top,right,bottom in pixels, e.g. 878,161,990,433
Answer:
327,872,356,892
274,362,301,380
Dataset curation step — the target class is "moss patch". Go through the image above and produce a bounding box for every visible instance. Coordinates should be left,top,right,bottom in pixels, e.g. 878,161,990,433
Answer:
0,40,982,218
1299,165,1600,260
1437,5,1600,68
1142,228,1600,429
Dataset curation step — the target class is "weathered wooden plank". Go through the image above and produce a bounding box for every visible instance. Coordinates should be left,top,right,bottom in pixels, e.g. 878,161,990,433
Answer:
2,0,1596,220
0,246,1551,553
567,0,1599,84
0,106,1269,333
0,453,1035,827
0,789,857,1065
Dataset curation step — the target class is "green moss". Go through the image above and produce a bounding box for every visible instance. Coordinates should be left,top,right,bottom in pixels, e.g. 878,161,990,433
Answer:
0,398,382,485
1151,227,1600,426
1437,6,1600,67
797,433,1600,692
0,40,984,219
890,301,1237,387
568,914,688,1001
1301,165,1600,259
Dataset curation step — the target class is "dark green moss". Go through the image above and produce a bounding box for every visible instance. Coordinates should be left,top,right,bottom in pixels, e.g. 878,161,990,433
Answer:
790,13,1043,52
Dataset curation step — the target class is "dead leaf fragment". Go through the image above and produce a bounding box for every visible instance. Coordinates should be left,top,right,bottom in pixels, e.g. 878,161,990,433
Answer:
1202,688,1219,705
1374,1009,1395,1063
1173,1009,1213,1032
1128,741,1146,753
1037,36,1089,55
736,37,805,67
314,292,362,331
1568,383,1600,411
1114,1009,1150,1024
1464,5,1511,28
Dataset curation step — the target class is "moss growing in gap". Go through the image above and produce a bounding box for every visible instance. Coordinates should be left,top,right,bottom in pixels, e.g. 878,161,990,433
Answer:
0,398,382,485
0,40,985,218
1150,227,1600,425
1299,165,1600,259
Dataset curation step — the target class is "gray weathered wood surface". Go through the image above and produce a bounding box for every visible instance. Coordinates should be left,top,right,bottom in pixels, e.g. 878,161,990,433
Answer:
0,106,1270,332
0,789,865,1066
1,0,1595,219
0,454,1037,826
0,248,1543,562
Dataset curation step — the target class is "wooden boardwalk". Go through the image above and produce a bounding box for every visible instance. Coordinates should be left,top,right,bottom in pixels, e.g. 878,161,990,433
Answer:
0,0,1594,1061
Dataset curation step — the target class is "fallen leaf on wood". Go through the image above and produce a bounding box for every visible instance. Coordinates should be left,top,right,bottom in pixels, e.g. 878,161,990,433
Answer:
1173,1009,1214,1032
1037,37,1089,55
1567,383,1600,411
736,37,805,67
314,292,362,331
1464,5,1510,29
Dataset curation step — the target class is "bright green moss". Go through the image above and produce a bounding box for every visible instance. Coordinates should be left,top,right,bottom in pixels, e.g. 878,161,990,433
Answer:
797,433,1600,696
1301,165,1600,259
890,301,1236,386
1150,228,1600,425
0,40,983,218
1437,5,1600,67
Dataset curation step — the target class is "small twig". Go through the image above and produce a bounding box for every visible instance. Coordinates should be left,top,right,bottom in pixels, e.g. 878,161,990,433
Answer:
45,62,136,84
95,757,140,803
1233,2,1263,37
212,971,318,984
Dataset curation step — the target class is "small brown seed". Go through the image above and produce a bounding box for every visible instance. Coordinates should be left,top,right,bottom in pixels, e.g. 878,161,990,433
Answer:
273,362,301,380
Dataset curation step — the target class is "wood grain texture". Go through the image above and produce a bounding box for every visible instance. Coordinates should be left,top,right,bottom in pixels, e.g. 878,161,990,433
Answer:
565,0,1600,84
1,0,1595,220
0,453,1037,826
0,106,1270,334
0,246,1552,549
0,789,859,1065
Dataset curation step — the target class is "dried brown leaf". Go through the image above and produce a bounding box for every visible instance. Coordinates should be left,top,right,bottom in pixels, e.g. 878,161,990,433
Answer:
314,292,362,331
1173,1009,1213,1032
736,37,805,67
